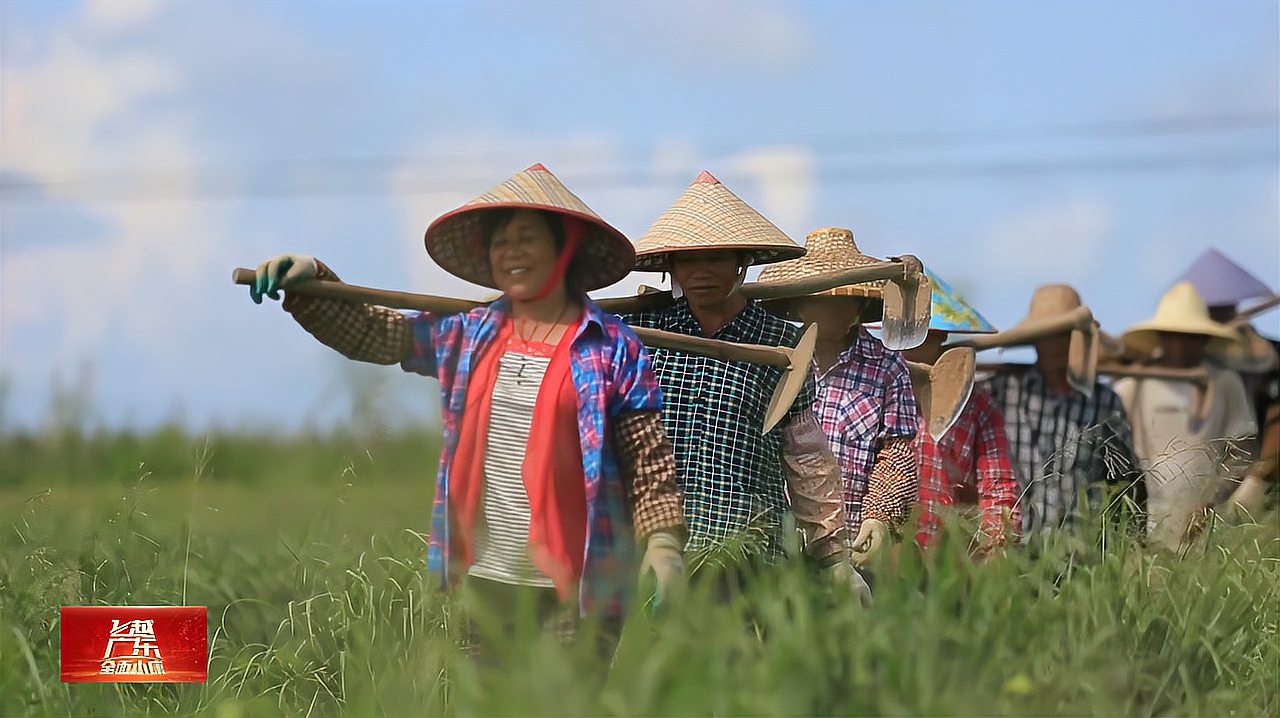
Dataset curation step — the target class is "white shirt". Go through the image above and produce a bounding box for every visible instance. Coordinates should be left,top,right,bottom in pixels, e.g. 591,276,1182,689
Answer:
1114,366,1256,550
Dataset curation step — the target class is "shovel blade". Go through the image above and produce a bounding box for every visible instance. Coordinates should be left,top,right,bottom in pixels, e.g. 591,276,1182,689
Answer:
762,323,818,434
880,274,932,351
1067,323,1099,397
927,348,976,440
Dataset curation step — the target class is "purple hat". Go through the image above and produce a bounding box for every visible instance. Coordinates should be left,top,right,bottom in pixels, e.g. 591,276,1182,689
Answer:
1174,248,1274,308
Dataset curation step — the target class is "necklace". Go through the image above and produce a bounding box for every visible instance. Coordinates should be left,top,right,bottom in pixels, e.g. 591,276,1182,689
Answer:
510,302,570,380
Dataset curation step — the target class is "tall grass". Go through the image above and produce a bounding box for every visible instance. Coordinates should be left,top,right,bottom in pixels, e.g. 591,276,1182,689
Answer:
1,432,1277,716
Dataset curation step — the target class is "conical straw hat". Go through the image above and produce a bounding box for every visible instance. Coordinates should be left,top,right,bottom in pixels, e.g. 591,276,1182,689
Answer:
1175,248,1274,308
632,171,804,271
923,268,996,334
1121,281,1239,356
423,164,634,291
755,227,885,298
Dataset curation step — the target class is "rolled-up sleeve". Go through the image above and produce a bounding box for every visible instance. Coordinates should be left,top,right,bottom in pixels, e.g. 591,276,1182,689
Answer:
860,436,919,530
613,410,685,540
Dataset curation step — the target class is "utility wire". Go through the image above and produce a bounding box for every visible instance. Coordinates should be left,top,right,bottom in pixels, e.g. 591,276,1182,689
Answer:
1,112,1276,202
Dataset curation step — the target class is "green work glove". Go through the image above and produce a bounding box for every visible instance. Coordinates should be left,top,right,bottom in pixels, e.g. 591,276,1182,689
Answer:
250,254,318,304
826,559,873,608
850,517,889,567
638,531,684,608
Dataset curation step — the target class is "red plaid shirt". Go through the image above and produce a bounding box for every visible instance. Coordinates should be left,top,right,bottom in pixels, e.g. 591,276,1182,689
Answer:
915,386,1021,547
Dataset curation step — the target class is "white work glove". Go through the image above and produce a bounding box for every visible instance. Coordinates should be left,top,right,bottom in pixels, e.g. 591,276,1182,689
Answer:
850,518,889,566
250,254,318,304
638,531,684,606
825,559,873,608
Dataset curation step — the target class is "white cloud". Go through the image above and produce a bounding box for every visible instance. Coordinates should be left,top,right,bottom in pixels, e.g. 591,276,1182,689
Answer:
981,197,1113,282
83,0,160,34
0,1,229,427
724,144,817,242
575,0,811,74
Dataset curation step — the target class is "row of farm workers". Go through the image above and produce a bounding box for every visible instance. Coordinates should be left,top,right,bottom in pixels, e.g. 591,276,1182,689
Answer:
242,164,1278,655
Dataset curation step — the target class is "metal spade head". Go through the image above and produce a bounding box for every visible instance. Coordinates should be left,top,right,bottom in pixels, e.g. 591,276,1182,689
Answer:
762,323,818,434
927,347,977,439
880,256,932,351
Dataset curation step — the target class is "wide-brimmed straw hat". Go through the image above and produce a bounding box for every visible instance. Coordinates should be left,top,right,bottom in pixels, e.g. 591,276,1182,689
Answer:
423,163,634,291
1009,284,1088,337
1175,248,1274,308
754,227,886,321
1121,281,1239,356
632,171,804,272
923,268,996,334
755,227,886,298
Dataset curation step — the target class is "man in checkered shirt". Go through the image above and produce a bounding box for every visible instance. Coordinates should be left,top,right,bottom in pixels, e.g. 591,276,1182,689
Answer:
623,172,864,601
983,285,1145,535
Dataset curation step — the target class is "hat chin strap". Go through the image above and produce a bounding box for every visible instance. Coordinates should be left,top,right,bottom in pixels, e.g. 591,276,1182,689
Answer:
528,217,583,301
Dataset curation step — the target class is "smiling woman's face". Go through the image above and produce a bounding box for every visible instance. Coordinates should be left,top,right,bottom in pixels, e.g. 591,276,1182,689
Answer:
487,209,561,301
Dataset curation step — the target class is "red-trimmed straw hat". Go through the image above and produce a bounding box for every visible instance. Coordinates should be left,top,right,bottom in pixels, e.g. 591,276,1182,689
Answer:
423,163,634,291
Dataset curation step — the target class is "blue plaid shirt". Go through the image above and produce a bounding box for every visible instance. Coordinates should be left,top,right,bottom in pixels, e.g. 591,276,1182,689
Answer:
402,298,664,618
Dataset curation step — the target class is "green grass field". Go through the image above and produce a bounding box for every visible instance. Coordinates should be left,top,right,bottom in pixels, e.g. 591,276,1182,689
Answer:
1,429,1277,717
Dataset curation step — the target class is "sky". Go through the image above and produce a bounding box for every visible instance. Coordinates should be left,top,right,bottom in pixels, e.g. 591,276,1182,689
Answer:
1,0,1277,433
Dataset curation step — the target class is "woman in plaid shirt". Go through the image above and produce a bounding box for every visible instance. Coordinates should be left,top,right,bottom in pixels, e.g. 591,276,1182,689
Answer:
757,228,921,567
245,165,685,650
901,268,1020,554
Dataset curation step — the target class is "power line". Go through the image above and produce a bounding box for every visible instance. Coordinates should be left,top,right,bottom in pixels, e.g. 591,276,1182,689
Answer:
1,112,1275,202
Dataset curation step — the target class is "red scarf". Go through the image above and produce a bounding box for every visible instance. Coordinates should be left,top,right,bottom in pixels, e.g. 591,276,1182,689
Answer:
449,314,588,599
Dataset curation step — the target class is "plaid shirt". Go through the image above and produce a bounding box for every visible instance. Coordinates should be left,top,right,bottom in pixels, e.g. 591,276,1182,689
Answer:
915,386,1021,547
984,367,1143,534
284,263,683,619
811,327,920,537
625,299,840,559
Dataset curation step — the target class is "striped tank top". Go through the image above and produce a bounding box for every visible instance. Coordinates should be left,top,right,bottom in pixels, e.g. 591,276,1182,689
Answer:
468,348,555,587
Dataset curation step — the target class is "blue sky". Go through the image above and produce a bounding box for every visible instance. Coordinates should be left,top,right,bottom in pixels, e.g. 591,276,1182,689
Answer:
2,0,1277,432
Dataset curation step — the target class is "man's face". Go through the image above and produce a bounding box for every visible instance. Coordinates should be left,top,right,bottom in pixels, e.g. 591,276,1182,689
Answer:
670,250,743,306
1034,333,1071,373
1159,331,1209,367
904,330,948,365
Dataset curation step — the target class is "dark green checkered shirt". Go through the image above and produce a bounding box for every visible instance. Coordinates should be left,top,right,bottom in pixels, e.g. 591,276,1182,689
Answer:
624,299,816,558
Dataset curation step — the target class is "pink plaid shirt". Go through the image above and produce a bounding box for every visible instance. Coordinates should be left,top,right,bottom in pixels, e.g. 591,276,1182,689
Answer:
915,386,1021,547
811,328,918,532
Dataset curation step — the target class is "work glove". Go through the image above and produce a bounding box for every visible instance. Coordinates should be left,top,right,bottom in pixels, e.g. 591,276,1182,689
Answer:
850,517,889,566
825,559,873,608
638,531,684,607
250,254,318,304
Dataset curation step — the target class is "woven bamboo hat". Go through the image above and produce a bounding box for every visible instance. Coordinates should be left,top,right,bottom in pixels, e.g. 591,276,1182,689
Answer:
632,171,804,272
1121,281,1239,356
422,164,634,291
754,227,886,321
755,227,887,298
